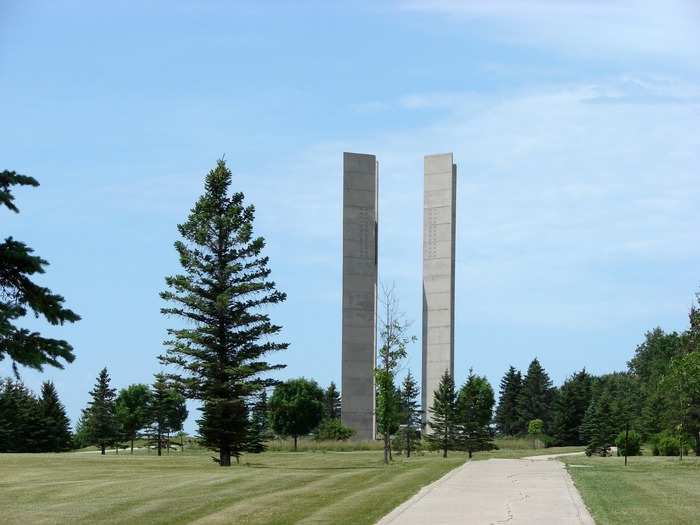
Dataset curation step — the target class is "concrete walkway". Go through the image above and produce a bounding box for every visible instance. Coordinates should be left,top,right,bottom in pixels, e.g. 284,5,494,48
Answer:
376,456,594,525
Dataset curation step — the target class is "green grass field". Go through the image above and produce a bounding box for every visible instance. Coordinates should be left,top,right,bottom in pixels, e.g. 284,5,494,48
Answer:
0,442,582,525
564,455,700,525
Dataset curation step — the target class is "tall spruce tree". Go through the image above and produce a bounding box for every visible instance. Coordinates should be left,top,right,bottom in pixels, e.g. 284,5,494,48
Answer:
0,378,42,452
1,170,80,376
399,370,421,458
551,369,594,446
147,374,188,456
581,391,617,456
324,382,341,420
160,159,287,467
427,370,458,458
495,366,523,436
84,368,121,455
517,358,555,433
456,370,495,458
37,381,72,452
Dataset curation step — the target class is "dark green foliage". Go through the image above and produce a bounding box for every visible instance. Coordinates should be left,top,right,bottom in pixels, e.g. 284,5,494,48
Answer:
269,378,324,451
36,381,72,452
0,379,42,452
456,370,495,458
615,430,642,456
551,369,594,445
147,374,188,456
581,391,617,456
628,328,683,438
83,368,121,455
427,371,458,458
399,370,422,457
160,159,287,467
652,431,689,457
516,358,556,433
72,411,90,449
314,418,354,441
116,384,152,454
0,170,80,376
246,390,270,453
495,366,523,436
324,382,341,420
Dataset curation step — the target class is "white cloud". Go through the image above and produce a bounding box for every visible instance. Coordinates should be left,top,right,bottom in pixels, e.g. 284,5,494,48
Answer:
255,75,700,332
400,0,700,61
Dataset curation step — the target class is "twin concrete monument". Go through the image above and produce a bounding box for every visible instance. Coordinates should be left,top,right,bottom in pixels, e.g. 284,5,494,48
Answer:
341,152,456,439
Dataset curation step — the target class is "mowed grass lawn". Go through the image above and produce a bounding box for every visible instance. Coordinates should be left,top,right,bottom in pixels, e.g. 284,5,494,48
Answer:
564,455,700,525
0,444,582,525
1,450,466,525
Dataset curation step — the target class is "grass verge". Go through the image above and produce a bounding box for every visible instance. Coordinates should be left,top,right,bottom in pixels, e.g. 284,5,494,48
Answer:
563,455,700,525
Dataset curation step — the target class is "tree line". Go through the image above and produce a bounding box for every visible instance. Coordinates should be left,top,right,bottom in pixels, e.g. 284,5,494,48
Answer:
491,296,700,457
3,162,698,464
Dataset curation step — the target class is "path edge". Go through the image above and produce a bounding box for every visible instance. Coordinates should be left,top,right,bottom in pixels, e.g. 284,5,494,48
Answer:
375,459,470,525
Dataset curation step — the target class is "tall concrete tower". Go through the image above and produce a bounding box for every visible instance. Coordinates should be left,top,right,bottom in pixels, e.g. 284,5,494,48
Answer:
341,152,378,440
422,153,456,428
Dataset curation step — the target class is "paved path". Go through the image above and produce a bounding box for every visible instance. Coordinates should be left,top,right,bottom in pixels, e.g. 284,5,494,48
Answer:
376,456,594,525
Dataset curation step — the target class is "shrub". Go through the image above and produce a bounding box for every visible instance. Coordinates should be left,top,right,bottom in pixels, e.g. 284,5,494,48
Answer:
314,419,354,441
652,431,689,456
615,430,642,456
527,419,544,435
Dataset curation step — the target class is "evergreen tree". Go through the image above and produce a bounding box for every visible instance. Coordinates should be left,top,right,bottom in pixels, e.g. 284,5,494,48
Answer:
550,369,594,445
147,374,187,456
427,371,458,458
456,370,495,458
160,159,287,467
324,382,341,420
495,366,523,436
246,390,270,453
116,384,152,454
84,368,121,455
1,170,80,376
517,358,555,432
269,378,325,451
399,370,421,458
37,381,72,452
581,391,617,456
0,378,43,452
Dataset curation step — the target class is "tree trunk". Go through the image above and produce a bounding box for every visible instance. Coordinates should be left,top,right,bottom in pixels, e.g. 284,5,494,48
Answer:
383,433,390,464
624,424,629,467
100,444,106,455
294,435,298,452
220,448,231,467
131,438,134,455
167,432,170,455
406,431,411,459
157,431,162,457
468,449,472,459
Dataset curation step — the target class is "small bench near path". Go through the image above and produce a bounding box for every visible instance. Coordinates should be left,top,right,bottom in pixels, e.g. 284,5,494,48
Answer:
376,453,593,525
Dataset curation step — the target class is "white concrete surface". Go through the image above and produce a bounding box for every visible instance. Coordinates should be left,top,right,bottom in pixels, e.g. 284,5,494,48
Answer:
376,457,594,525
422,153,457,426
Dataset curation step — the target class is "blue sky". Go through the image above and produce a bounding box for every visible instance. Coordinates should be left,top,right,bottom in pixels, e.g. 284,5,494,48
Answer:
2,1,699,433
